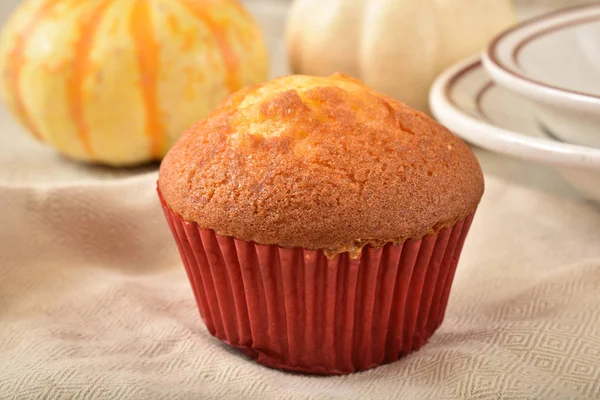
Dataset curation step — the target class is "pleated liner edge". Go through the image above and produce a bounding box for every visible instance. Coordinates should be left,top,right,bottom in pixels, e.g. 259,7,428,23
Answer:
158,189,475,375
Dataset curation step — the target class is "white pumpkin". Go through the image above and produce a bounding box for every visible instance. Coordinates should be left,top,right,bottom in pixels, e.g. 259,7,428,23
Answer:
286,0,515,112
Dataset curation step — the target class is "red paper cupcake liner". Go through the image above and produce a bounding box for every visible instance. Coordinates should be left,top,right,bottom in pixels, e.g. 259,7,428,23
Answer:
159,190,475,375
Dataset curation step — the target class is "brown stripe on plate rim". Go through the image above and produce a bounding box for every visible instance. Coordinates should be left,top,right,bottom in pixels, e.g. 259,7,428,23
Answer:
442,59,495,123
487,3,600,101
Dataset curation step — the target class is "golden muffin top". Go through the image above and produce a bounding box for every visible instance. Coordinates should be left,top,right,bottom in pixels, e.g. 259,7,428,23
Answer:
159,74,484,255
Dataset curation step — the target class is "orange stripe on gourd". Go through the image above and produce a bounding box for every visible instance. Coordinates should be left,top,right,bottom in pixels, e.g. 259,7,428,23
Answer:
167,14,181,34
130,0,166,159
222,0,259,52
226,0,252,22
180,0,242,94
7,0,65,141
67,0,113,158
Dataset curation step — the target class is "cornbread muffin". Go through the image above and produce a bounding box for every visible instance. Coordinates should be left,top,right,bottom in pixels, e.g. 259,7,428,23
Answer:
159,74,482,256
158,73,483,374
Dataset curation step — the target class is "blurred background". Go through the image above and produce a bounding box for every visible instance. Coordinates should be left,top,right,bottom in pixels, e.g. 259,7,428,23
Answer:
0,0,598,201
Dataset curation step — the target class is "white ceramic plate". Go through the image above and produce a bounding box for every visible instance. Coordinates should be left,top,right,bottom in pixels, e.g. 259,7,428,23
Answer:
482,3,600,148
430,55,600,203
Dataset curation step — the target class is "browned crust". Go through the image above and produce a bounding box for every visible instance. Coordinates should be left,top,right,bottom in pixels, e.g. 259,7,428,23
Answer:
159,74,484,254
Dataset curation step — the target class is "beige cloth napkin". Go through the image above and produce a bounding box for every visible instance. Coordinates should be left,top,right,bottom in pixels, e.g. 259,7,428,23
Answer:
1,152,600,399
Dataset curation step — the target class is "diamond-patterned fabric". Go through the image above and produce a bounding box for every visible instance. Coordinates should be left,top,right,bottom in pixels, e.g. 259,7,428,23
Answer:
1,173,599,399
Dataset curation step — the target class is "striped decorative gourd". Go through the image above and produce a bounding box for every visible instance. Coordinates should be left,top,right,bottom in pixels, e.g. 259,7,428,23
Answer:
0,0,268,166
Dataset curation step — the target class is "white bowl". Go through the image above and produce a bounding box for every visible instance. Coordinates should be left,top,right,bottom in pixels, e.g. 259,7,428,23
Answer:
482,3,600,149
430,55,600,203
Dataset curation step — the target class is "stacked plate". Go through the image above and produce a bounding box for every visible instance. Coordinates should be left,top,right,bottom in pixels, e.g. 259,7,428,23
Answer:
430,4,600,203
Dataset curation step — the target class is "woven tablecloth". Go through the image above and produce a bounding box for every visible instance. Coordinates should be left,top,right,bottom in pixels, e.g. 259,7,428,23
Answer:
1,142,600,399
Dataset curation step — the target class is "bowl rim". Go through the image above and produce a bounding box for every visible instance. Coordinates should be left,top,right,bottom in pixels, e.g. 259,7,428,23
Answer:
429,55,600,171
482,3,600,111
